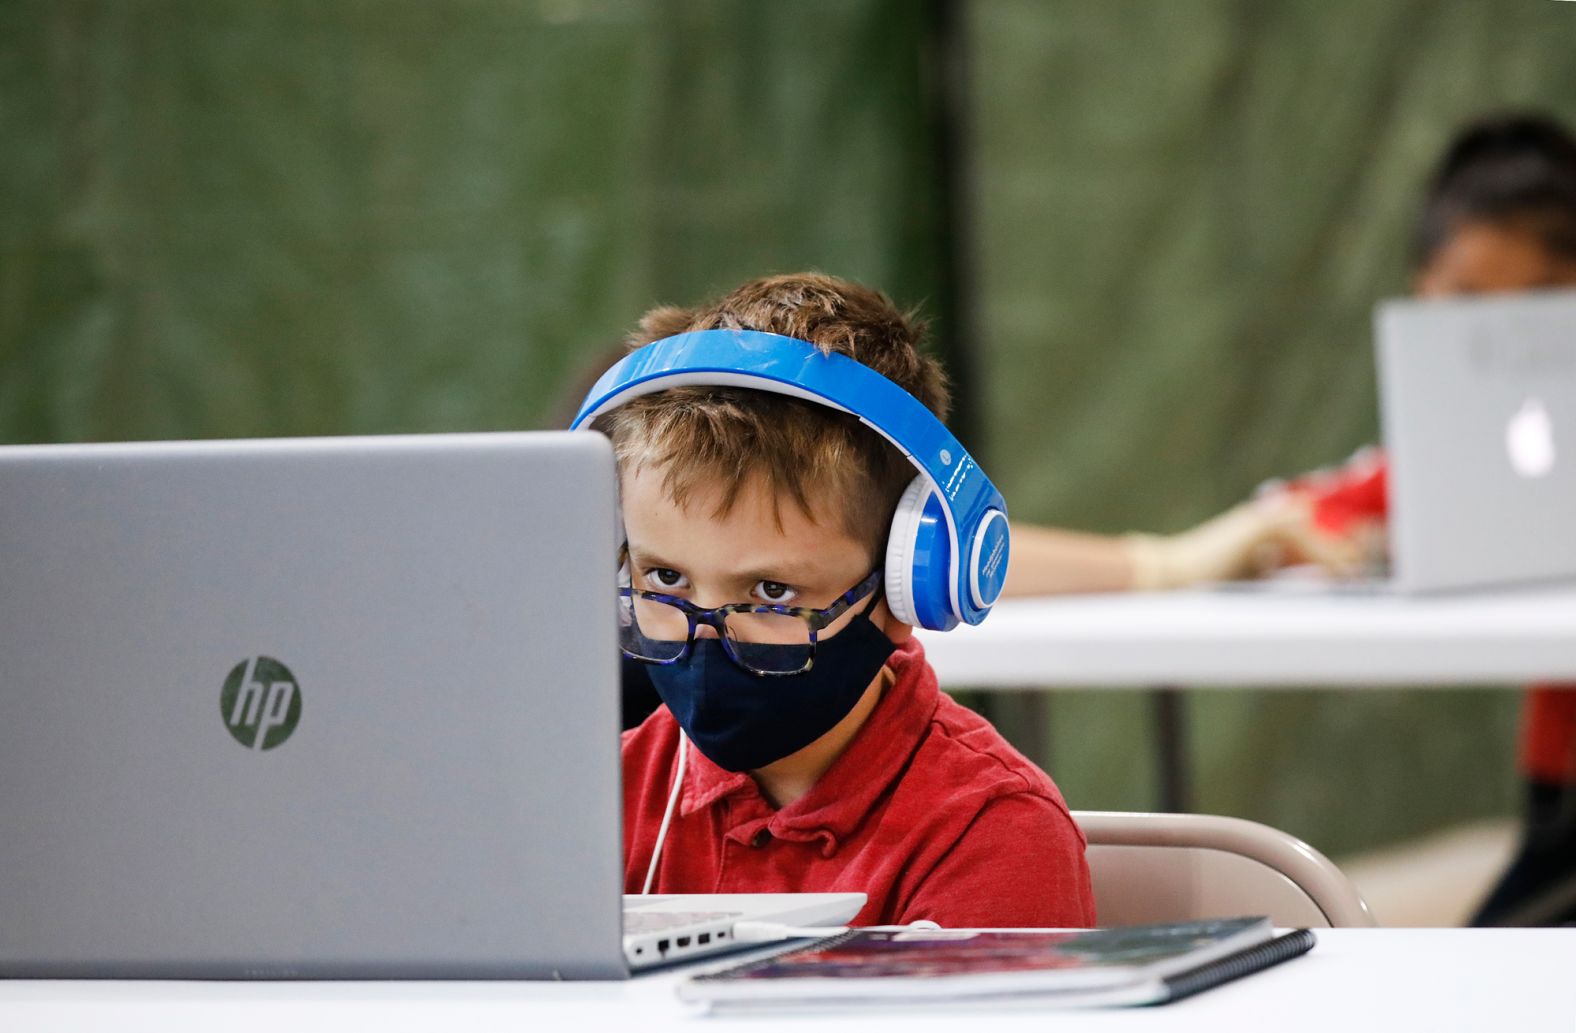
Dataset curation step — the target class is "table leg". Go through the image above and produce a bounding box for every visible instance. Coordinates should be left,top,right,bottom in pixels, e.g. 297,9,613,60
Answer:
1151,687,1190,813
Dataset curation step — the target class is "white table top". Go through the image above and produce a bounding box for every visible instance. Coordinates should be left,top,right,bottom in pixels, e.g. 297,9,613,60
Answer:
2,930,1572,1033
916,584,1576,687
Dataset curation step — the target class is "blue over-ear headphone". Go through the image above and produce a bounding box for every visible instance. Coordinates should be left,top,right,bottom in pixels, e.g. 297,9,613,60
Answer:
570,329,1009,631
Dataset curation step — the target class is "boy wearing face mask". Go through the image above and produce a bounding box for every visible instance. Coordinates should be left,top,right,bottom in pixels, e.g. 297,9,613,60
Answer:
590,273,1095,928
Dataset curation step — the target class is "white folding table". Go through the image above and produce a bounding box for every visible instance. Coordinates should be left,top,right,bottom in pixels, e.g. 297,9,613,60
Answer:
1,929,1571,1033
917,584,1576,688
914,585,1576,809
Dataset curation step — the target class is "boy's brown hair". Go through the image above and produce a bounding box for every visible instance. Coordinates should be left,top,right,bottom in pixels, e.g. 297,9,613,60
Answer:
596,273,951,561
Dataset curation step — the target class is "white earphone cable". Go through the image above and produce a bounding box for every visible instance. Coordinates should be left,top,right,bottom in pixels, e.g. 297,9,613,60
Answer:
641,726,687,895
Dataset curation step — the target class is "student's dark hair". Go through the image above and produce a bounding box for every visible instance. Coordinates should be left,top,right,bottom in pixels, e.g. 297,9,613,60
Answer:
1412,112,1576,269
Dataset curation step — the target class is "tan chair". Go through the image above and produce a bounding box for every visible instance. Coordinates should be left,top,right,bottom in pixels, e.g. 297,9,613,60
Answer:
1074,810,1377,928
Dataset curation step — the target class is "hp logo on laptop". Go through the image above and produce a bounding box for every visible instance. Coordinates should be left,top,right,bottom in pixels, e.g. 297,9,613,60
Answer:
221,657,302,750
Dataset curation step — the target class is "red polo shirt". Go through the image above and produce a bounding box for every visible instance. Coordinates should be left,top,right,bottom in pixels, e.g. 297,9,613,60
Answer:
620,637,1095,928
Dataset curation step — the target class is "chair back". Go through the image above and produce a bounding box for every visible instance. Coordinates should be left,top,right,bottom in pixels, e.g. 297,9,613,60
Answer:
1075,810,1376,928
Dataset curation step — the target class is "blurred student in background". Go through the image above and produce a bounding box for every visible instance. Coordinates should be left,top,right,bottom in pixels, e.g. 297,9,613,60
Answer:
1004,112,1576,926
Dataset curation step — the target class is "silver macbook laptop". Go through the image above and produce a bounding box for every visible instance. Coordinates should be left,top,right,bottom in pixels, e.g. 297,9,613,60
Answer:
1226,290,1576,595
1376,289,1576,592
0,432,859,979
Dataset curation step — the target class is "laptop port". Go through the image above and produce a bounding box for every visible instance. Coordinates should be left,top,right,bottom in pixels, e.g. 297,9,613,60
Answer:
676,936,691,948
657,939,670,953
698,933,711,945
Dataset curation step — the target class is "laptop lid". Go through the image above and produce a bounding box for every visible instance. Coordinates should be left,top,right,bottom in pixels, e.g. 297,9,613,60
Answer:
1377,290,1576,592
0,432,627,979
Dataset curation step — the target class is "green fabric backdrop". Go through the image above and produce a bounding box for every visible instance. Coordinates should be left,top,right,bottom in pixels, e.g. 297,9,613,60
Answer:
0,0,944,444
968,0,1576,854
6,0,1576,859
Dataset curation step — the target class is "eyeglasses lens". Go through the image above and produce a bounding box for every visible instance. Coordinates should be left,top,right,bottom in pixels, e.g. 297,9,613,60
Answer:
722,609,814,675
618,593,688,662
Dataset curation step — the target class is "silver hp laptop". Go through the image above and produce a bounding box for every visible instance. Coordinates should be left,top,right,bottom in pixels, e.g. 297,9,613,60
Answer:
1378,289,1576,592
0,433,859,979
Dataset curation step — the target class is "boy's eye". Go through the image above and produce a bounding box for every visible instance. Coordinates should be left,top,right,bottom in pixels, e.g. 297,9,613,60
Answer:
753,580,798,605
646,568,689,592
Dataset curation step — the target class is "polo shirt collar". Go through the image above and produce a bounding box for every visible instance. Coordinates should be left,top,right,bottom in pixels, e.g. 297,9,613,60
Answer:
678,636,938,854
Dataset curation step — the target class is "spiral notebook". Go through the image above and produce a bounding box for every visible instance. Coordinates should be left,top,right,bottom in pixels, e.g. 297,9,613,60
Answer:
679,917,1314,1012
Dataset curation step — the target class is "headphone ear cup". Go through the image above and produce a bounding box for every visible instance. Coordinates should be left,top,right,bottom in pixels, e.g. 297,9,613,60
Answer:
884,477,927,627
885,476,958,631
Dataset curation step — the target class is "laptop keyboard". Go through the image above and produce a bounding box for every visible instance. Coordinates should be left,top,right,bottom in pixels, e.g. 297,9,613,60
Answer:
623,910,740,935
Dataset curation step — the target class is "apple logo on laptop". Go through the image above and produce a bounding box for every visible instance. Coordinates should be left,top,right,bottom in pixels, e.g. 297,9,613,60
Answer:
1506,398,1556,479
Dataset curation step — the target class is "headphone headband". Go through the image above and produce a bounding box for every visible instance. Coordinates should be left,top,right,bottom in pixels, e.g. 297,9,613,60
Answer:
572,329,1008,627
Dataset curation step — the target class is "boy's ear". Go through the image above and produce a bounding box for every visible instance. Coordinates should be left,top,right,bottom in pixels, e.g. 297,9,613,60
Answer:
874,599,914,645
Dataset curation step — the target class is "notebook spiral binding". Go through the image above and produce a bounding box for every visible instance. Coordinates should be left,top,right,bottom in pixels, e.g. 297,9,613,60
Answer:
1158,928,1317,1004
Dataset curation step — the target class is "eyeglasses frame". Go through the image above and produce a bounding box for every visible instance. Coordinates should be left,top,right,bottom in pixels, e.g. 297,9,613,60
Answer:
618,567,884,676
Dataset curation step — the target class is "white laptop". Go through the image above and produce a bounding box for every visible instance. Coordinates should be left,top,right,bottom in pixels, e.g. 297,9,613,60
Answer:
1374,289,1576,592
1230,290,1576,595
0,432,860,979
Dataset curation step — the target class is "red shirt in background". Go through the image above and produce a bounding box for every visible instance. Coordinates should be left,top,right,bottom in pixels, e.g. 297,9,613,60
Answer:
620,637,1095,928
1290,450,1576,784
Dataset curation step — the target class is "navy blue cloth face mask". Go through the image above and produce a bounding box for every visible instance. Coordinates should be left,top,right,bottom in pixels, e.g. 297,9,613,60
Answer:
641,590,897,773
